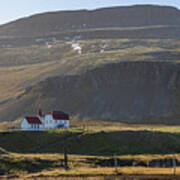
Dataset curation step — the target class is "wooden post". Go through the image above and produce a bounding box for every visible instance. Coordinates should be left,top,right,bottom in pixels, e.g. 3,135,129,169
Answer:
64,147,68,170
173,157,176,176
114,154,118,172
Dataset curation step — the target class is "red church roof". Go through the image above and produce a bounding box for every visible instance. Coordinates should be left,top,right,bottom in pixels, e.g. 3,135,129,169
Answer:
50,111,69,120
25,117,42,124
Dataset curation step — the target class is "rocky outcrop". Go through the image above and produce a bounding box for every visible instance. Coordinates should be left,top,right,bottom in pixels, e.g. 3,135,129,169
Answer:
31,61,180,123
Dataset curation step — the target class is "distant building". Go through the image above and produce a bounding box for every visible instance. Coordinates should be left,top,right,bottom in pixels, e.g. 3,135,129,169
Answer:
21,117,43,131
21,109,70,131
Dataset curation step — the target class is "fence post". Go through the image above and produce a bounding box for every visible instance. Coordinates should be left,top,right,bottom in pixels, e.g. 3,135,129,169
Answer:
64,147,69,170
173,157,176,176
114,154,118,172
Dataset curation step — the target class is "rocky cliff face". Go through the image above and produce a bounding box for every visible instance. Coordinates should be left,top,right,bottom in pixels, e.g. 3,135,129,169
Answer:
2,61,179,124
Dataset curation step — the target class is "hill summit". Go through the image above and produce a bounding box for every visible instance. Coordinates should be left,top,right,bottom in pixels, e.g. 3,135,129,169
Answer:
0,5,180,38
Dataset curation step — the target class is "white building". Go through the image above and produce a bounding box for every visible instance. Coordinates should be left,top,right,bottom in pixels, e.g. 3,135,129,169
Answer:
21,109,70,131
21,117,43,131
43,111,69,129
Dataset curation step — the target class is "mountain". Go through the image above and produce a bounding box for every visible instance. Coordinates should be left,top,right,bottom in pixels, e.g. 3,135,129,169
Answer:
0,5,180,42
0,5,179,124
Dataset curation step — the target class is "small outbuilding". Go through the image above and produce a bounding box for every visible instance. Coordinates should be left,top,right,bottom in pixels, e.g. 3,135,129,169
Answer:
21,117,43,131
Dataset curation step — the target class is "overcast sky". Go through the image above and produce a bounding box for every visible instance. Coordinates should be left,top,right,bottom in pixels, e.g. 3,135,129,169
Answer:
0,0,179,25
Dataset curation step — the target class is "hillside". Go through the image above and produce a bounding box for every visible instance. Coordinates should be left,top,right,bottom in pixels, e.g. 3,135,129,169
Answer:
0,38,179,124
0,60,179,124
0,5,179,124
0,5,180,46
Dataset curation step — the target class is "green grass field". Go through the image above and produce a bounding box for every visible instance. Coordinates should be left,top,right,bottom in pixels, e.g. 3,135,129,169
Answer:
1,120,180,155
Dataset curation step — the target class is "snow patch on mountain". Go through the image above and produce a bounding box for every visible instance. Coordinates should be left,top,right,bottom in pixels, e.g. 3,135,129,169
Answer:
71,43,82,54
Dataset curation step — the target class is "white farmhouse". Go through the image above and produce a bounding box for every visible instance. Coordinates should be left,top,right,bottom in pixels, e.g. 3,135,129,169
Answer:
21,109,70,131
44,111,70,129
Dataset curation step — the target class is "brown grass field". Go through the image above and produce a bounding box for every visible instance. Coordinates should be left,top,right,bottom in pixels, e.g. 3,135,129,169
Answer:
0,121,180,179
0,153,180,179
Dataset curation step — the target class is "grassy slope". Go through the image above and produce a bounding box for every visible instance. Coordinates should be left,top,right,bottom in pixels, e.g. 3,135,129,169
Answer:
0,39,180,122
1,121,180,155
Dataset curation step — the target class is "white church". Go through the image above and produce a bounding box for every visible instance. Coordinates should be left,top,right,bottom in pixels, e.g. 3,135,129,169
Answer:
21,109,70,131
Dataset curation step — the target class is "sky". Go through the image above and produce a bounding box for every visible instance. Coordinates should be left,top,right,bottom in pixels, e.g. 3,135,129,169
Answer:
0,0,180,25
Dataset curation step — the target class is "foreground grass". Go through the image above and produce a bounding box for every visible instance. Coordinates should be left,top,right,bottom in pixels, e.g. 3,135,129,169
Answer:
1,153,180,179
1,121,180,179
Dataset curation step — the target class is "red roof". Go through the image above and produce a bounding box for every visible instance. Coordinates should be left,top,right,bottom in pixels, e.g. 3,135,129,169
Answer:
25,117,42,124
51,111,69,120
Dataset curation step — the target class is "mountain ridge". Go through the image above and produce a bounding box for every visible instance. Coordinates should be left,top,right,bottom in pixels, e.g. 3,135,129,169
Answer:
2,4,179,25
0,5,180,38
